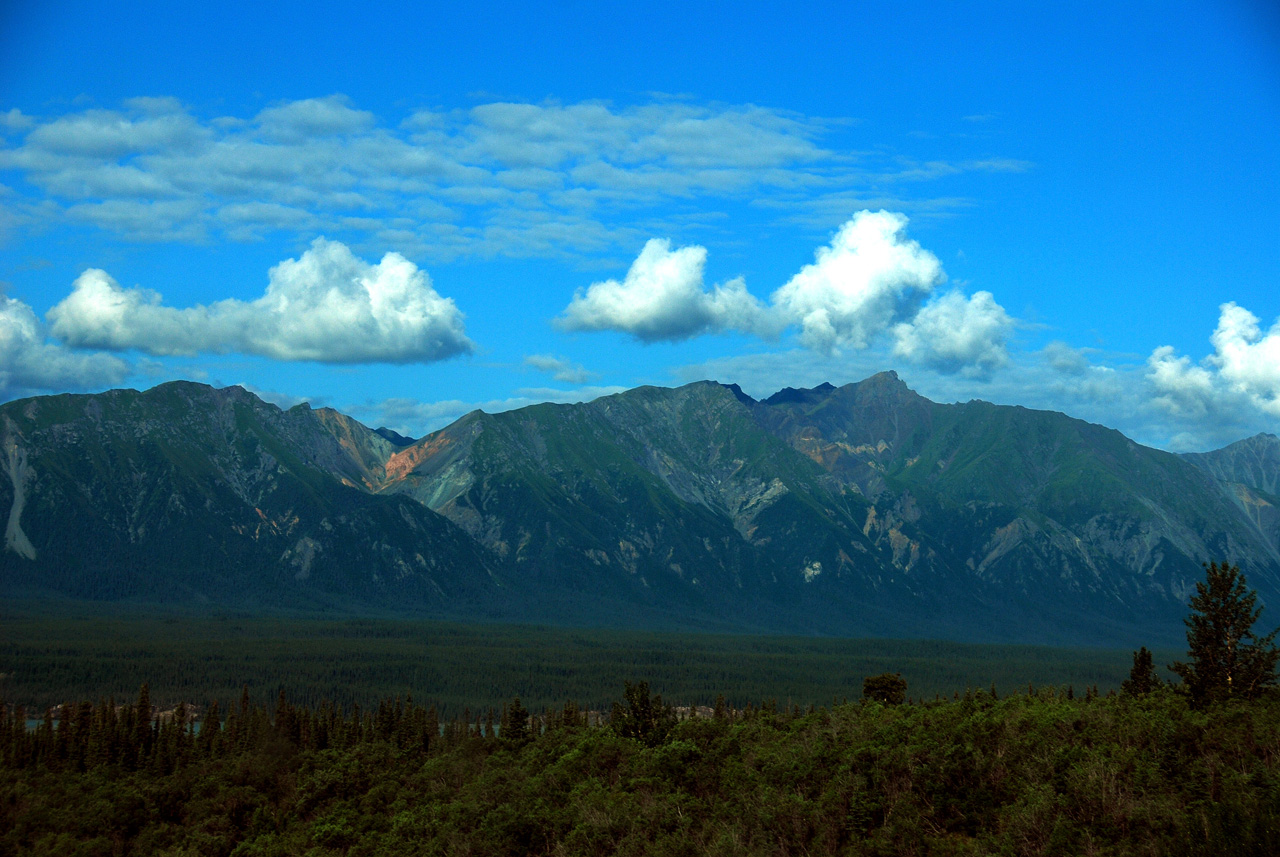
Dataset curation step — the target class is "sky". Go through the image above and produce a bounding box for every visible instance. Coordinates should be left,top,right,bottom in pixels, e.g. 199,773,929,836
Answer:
0,0,1277,452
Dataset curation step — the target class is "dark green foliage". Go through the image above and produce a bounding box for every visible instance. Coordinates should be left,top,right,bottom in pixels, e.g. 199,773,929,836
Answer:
862,672,907,704
500,696,530,744
609,681,676,745
1123,645,1161,695
0,607,1146,717
5,683,1280,855
1171,561,1280,704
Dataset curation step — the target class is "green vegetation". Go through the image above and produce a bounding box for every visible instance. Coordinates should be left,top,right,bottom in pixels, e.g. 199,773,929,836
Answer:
4,562,1277,853
1171,560,1280,704
4,681,1279,855
1,604,1152,716
862,672,907,705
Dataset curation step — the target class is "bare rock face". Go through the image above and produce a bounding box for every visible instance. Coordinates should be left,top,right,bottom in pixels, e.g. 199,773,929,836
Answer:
1183,434,1280,555
4,376,1279,645
1184,433,1280,495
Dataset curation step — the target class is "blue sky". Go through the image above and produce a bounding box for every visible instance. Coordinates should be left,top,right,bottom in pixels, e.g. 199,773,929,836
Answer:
1,0,1277,451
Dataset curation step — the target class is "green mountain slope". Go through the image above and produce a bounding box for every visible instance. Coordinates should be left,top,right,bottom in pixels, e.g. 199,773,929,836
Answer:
3,375,1276,645
0,382,500,610
378,382,906,631
754,374,1280,636
375,373,1280,641
1182,433,1280,557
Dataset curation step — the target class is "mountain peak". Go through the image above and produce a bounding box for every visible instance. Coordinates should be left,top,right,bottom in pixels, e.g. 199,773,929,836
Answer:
847,370,923,404
375,426,417,447
1181,431,1280,497
763,381,837,406
716,382,756,405
863,369,901,384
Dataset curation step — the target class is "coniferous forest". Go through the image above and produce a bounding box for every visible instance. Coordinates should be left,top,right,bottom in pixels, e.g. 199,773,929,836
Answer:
3,563,1279,855
4,681,1280,855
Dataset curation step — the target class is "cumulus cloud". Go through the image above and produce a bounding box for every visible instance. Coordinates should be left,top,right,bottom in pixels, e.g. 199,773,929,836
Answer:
1147,346,1221,419
523,354,596,384
46,238,474,364
556,210,1013,374
1148,302,1280,419
891,290,1012,373
557,238,768,342
1207,302,1280,412
0,294,129,397
770,211,945,353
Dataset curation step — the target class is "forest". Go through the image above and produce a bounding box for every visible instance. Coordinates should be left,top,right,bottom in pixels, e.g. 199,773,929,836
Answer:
4,680,1280,855
0,606,1148,716
2,562,1278,855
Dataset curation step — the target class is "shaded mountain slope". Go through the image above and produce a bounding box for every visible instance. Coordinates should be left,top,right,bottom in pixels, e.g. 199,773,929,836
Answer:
0,382,499,610
1182,433,1280,555
377,382,923,631
4,376,1278,645
753,375,1280,633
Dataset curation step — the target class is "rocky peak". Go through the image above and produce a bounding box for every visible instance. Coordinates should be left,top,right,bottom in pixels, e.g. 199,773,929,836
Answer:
763,381,837,406
717,382,756,406
1183,432,1280,496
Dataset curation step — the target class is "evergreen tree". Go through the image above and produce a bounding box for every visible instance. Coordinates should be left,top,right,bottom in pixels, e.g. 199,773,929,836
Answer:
1171,561,1280,704
134,683,153,759
502,696,529,744
609,681,674,745
1122,646,1160,695
862,673,907,705
198,701,221,757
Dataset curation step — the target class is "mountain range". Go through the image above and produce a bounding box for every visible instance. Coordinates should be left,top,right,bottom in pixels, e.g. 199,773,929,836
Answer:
3,373,1278,646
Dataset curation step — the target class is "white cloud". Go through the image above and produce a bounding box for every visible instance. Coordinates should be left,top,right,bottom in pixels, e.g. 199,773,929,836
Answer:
1148,302,1280,419
66,199,207,242
1043,341,1091,375
23,108,207,159
557,238,768,342
1147,346,1221,419
891,290,1012,373
0,294,129,398
523,354,596,384
556,210,1012,375
46,238,474,364
1208,302,1280,413
255,96,375,142
0,109,33,133
770,211,945,353
0,97,1022,258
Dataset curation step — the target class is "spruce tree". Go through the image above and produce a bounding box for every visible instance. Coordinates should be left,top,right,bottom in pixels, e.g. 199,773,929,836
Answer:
1122,646,1160,695
1170,561,1280,704
503,697,529,744
862,673,907,705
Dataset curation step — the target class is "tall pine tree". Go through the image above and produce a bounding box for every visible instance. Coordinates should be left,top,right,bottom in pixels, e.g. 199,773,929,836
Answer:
1171,561,1280,704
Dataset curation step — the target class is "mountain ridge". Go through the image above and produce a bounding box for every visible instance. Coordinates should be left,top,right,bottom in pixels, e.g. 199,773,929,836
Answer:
3,374,1278,645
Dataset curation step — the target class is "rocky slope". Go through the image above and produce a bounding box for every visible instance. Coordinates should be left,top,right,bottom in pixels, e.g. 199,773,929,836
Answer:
373,373,1280,642
1182,433,1280,556
3,375,1278,644
0,382,499,610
